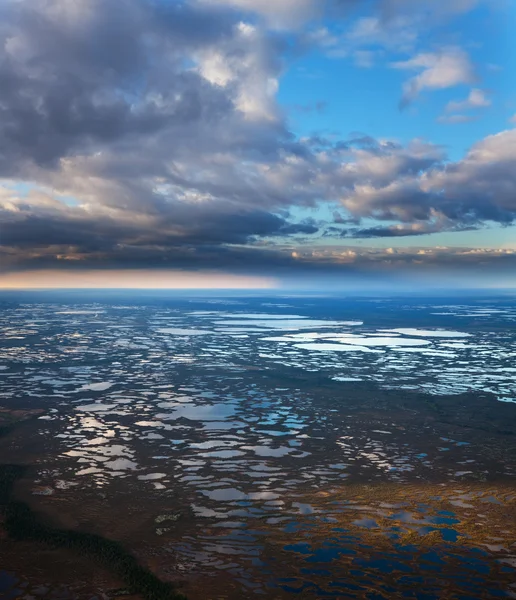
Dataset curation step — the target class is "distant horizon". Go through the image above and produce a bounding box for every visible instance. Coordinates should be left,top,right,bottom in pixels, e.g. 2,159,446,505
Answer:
1,286,515,297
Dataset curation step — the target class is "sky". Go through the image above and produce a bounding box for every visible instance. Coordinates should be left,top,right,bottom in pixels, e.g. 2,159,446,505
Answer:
0,0,515,290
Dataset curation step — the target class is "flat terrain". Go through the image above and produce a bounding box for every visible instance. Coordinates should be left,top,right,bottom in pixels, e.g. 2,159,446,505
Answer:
1,293,515,599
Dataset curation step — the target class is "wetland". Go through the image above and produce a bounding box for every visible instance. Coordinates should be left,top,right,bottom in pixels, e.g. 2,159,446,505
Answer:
0,292,515,599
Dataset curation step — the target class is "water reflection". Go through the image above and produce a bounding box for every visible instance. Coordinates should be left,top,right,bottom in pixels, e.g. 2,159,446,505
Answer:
1,299,515,598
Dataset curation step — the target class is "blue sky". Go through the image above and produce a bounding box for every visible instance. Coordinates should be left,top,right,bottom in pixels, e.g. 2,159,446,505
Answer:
280,2,515,145
0,0,515,289
275,0,516,250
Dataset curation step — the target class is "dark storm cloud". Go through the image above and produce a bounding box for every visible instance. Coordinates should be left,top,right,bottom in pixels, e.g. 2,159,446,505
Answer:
348,222,479,238
350,226,429,238
0,199,318,255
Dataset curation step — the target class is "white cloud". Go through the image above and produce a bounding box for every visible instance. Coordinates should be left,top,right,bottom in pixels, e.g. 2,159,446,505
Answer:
345,15,417,52
391,47,476,107
196,21,282,122
305,0,491,67
452,128,516,165
445,88,491,112
312,15,418,60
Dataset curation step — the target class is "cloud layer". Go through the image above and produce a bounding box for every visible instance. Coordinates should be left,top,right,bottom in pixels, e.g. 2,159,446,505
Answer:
0,0,513,282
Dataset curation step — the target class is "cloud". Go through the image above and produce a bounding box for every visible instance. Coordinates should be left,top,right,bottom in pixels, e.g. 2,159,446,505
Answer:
420,129,516,220
375,0,483,20
437,114,479,124
0,186,318,252
198,0,486,33
196,0,320,29
3,120,516,274
0,0,242,174
445,88,491,113
336,129,516,226
391,48,476,108
308,0,492,66
283,244,516,278
2,237,515,285
306,15,418,60
0,0,513,281
349,219,469,238
345,15,417,52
